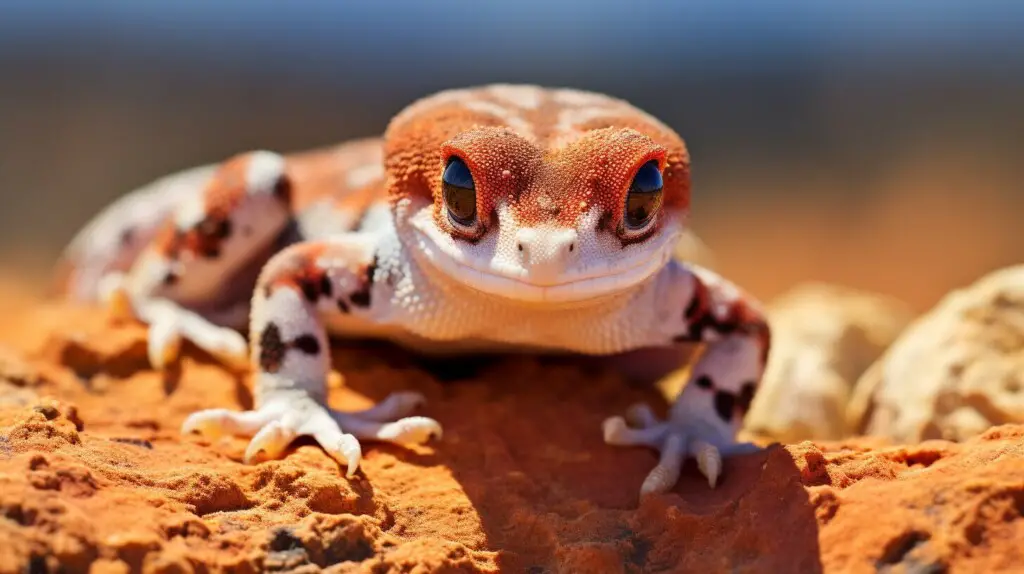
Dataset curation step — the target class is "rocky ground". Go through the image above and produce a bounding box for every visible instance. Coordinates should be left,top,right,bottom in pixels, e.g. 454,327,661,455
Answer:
1,273,1024,573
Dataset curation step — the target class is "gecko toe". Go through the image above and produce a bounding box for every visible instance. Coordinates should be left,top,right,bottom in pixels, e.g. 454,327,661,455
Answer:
207,329,249,370
349,391,427,422
147,318,183,370
625,403,659,428
602,410,668,447
244,420,295,463
602,416,630,444
332,411,443,445
380,416,443,443
181,407,273,439
639,432,685,496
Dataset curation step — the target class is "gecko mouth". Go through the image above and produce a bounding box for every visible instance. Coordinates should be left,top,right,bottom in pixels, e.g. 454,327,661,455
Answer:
408,223,677,305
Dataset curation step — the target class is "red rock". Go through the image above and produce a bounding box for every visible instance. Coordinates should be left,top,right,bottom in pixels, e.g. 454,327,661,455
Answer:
0,294,1021,573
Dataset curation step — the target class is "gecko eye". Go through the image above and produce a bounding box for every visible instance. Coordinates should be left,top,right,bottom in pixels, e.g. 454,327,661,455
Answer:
442,157,477,226
624,160,664,230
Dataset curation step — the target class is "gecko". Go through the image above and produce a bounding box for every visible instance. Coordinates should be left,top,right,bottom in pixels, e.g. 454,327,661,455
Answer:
54,84,771,497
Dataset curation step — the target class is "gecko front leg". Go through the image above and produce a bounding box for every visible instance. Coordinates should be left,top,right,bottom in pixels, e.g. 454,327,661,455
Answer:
106,150,295,369
181,238,441,476
603,263,770,496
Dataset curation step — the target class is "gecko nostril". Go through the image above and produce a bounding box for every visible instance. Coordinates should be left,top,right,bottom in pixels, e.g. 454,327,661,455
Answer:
568,243,574,253
517,243,524,252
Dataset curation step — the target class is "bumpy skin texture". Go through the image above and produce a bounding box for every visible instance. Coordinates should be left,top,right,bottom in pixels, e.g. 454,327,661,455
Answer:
55,84,771,497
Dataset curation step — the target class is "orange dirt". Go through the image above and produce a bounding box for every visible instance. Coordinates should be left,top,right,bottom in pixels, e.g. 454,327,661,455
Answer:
0,287,1022,573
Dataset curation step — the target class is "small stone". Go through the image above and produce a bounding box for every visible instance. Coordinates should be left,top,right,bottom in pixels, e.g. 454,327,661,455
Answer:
850,265,1024,442
743,283,913,442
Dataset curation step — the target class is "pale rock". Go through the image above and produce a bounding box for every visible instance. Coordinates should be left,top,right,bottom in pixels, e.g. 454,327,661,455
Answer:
849,265,1024,442
743,283,913,442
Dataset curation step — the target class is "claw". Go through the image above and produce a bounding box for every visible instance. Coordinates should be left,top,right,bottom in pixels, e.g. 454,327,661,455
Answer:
692,439,722,488
602,416,629,443
337,434,362,478
102,278,135,322
148,317,183,370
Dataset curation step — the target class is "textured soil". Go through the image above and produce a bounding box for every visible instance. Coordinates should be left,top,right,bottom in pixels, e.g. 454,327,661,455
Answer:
0,285,1022,573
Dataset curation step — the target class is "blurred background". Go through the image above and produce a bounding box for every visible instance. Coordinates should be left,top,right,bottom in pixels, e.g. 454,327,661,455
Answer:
1,0,1022,311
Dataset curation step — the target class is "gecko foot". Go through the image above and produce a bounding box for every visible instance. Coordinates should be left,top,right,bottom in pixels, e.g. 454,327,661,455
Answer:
99,277,249,370
145,307,249,371
602,402,761,496
181,391,442,477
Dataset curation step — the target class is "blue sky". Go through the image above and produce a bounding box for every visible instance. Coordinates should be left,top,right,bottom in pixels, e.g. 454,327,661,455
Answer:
3,0,1022,82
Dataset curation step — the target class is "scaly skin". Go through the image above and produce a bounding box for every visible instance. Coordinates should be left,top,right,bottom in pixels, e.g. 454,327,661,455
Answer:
55,84,771,497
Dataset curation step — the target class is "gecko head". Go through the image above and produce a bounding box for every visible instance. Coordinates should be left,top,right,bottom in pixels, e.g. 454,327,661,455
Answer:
384,84,691,305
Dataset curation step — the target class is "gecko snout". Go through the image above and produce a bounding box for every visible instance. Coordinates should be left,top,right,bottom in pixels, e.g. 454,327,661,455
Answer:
514,227,579,283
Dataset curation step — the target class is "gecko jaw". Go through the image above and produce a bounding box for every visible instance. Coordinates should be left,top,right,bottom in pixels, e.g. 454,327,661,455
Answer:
421,246,671,304
406,204,679,304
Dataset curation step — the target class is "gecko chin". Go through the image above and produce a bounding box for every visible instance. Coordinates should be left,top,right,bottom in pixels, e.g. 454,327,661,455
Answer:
407,210,680,305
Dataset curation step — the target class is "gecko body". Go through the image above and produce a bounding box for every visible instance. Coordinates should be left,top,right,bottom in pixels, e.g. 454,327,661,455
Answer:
56,85,771,496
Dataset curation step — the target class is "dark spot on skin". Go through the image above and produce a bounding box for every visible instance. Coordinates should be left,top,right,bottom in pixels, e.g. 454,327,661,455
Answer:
695,375,714,390
713,319,739,335
199,244,221,259
215,219,232,239
163,271,180,286
676,282,756,344
349,289,370,308
684,290,703,322
258,323,286,373
737,382,757,412
197,217,231,240
273,175,293,202
349,255,377,308
119,228,135,246
678,279,713,341
184,217,231,259
319,274,333,299
292,334,321,355
337,299,350,314
713,391,735,422
298,278,319,303
161,228,188,260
